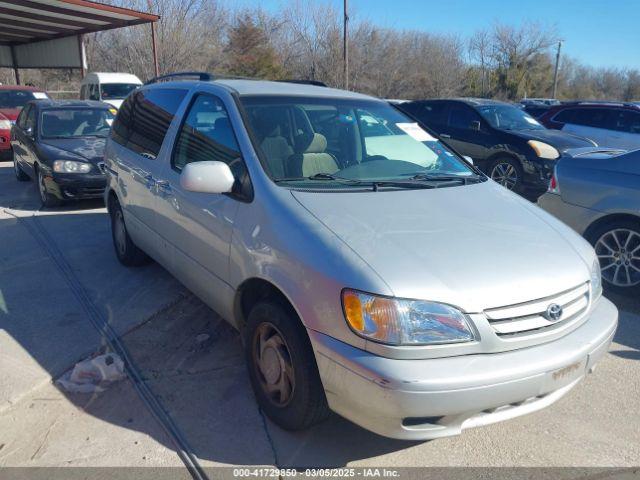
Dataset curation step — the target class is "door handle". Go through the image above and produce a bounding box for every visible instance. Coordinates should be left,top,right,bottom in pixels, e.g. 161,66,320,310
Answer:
440,133,451,139
143,174,155,189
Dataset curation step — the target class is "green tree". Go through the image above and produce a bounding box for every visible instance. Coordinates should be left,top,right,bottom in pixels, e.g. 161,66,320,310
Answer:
225,13,286,79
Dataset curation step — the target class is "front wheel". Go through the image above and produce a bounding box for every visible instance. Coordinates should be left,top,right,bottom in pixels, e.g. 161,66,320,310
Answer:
37,166,62,207
13,151,29,181
244,301,330,431
588,220,640,295
489,157,523,192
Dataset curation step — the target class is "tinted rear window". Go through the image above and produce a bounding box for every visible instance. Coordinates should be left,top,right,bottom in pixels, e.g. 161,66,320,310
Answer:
557,108,611,129
111,88,187,158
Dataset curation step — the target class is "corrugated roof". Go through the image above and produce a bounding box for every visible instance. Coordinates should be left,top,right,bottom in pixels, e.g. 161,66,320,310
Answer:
0,0,158,46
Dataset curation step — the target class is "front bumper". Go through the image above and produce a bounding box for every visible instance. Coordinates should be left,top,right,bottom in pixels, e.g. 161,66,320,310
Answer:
309,296,617,440
46,172,107,201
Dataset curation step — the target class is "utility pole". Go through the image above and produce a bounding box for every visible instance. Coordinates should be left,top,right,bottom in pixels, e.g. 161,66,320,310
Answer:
343,0,349,90
552,40,562,99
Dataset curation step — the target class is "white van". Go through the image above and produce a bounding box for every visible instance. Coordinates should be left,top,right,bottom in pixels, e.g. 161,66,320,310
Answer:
79,72,142,109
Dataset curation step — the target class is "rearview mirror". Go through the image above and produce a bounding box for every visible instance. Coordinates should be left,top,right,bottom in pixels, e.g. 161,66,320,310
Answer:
463,155,474,165
470,120,481,131
180,161,235,194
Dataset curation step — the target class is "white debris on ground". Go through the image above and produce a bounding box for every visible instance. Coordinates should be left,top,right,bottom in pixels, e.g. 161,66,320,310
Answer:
56,353,126,393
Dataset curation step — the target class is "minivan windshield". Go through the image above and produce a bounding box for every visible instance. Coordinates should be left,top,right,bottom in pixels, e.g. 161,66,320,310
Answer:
241,96,477,189
477,104,545,131
41,108,115,138
100,83,139,100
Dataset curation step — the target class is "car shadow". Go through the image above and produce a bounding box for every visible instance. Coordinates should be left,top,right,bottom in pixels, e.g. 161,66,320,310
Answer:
0,162,417,467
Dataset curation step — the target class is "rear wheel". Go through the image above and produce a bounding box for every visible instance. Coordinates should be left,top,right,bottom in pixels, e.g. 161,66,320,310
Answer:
37,166,62,207
244,300,330,431
587,219,640,295
13,151,29,181
489,157,523,192
110,200,150,266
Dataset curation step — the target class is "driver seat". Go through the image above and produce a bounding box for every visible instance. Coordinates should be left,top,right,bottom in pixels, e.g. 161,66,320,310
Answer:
287,133,338,177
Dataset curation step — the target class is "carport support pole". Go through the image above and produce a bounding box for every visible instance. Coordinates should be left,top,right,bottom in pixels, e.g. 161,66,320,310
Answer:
151,21,159,78
10,45,20,85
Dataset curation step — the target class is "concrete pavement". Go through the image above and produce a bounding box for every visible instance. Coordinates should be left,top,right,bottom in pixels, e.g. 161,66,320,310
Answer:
0,160,639,470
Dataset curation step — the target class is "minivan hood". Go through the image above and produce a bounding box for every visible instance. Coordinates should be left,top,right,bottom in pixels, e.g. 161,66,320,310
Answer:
510,128,596,150
292,181,591,312
40,137,106,164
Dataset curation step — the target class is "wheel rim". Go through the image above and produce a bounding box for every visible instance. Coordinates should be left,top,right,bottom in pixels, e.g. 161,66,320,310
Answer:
113,210,127,257
491,162,518,190
252,322,295,407
595,228,640,288
37,170,47,203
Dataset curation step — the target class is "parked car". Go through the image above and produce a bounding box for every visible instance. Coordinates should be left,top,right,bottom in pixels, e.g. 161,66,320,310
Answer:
104,74,617,440
80,72,143,109
521,103,552,119
11,99,115,206
538,147,640,294
0,85,50,158
539,102,640,150
397,98,596,195
521,98,560,106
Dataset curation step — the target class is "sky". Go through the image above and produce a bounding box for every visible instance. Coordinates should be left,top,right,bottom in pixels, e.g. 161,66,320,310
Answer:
230,0,640,70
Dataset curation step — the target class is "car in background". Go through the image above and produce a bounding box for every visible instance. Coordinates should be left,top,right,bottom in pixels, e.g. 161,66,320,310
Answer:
11,99,115,207
521,103,552,119
539,102,640,150
538,147,640,294
0,85,50,158
397,98,596,195
80,72,142,109
521,98,560,106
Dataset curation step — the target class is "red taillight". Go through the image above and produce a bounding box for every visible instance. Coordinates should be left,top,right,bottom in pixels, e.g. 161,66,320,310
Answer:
548,171,560,193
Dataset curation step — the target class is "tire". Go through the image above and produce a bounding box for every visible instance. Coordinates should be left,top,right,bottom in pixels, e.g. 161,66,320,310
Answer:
36,165,62,208
244,300,330,431
489,157,524,192
110,200,151,266
13,151,29,182
586,219,640,296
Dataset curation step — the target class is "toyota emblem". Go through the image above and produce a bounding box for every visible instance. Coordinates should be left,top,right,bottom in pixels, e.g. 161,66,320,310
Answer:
546,303,563,322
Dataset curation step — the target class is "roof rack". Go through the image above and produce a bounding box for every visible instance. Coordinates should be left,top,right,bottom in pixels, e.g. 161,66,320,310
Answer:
279,79,328,87
144,71,330,88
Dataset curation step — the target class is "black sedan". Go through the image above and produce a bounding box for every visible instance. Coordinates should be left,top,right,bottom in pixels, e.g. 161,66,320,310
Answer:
11,99,116,207
397,98,596,196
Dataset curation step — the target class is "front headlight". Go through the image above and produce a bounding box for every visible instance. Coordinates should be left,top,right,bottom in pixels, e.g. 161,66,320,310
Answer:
591,258,602,299
342,289,476,345
528,140,560,160
53,160,92,173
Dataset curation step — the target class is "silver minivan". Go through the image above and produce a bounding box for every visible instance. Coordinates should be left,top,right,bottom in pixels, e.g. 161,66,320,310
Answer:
104,74,618,440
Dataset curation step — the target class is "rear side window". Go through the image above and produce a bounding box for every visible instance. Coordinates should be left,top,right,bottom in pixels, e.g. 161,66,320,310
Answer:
172,93,241,171
552,108,577,123
113,88,187,158
568,108,611,129
110,94,134,146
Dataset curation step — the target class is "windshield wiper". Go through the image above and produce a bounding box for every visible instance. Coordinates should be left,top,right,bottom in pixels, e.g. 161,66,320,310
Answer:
275,173,437,191
408,173,483,185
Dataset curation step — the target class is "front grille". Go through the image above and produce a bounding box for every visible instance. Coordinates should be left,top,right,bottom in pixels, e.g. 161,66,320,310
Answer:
484,282,590,337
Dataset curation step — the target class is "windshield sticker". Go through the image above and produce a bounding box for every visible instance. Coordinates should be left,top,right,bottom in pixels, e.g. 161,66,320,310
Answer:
524,116,541,125
396,123,436,142
106,119,114,126
33,92,48,99
109,108,118,115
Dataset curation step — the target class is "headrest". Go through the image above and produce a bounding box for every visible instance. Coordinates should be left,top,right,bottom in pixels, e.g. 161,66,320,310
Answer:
296,132,327,154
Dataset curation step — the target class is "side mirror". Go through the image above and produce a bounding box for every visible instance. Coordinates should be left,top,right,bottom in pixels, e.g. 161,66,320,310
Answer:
463,155,474,165
180,161,235,194
470,120,481,131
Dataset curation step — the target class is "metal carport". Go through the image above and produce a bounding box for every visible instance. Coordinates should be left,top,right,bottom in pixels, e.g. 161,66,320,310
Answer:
0,0,159,83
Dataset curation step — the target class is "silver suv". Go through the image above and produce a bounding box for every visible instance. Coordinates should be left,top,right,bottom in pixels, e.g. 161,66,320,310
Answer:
104,74,618,440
